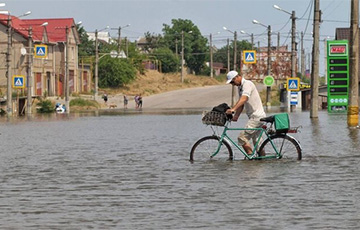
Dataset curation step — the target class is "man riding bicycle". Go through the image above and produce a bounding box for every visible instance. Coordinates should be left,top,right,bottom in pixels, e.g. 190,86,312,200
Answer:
225,70,266,156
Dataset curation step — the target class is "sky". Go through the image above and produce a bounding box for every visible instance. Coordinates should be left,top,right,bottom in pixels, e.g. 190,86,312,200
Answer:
3,0,353,75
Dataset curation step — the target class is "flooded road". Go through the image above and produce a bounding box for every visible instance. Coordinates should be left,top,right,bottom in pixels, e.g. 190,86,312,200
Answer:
0,110,359,229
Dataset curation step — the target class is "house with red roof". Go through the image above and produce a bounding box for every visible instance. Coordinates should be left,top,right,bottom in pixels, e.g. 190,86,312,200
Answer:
0,14,85,104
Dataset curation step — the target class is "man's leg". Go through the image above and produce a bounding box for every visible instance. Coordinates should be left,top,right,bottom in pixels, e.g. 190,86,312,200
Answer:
242,142,253,155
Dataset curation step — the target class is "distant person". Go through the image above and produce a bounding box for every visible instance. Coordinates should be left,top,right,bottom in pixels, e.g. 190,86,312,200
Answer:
138,94,143,108
123,95,128,109
103,93,108,104
134,94,139,108
225,70,266,156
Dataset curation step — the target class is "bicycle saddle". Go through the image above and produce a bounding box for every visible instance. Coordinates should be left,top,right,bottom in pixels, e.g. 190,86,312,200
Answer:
260,115,275,123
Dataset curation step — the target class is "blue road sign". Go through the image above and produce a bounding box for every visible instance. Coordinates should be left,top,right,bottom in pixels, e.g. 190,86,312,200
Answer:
34,45,47,58
13,75,25,89
243,50,256,64
287,77,300,91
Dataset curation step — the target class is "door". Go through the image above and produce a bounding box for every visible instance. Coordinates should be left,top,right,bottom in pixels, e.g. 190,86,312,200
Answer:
36,73,42,96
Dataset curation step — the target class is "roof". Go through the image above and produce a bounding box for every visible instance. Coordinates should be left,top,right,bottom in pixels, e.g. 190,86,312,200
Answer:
0,14,77,43
22,18,76,43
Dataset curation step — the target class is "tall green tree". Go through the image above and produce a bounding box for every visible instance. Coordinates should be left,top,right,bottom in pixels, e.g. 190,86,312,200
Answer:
162,19,208,74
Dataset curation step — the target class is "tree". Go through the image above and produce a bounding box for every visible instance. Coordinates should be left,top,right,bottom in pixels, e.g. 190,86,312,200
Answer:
153,47,179,73
77,25,95,57
143,31,163,53
98,56,137,87
162,19,208,74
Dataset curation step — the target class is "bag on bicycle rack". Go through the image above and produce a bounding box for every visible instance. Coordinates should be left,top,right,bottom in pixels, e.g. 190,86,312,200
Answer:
202,103,231,126
274,113,290,133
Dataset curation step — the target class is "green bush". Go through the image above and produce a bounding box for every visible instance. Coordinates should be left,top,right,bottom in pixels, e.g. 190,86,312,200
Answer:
98,56,137,88
36,99,54,113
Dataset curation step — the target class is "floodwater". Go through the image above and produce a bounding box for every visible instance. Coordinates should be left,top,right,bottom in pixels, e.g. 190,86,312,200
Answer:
0,110,359,229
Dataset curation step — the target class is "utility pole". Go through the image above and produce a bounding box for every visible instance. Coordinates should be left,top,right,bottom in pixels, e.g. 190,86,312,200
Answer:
117,27,121,56
227,38,230,72
301,32,305,78
232,32,237,107
348,0,359,127
210,33,213,78
26,26,33,115
94,29,99,98
266,25,271,108
181,30,184,83
310,0,320,118
233,31,237,71
291,10,296,78
65,26,70,114
251,33,254,50
6,15,12,116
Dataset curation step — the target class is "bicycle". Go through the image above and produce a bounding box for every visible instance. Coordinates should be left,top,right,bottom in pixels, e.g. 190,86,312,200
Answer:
190,112,302,162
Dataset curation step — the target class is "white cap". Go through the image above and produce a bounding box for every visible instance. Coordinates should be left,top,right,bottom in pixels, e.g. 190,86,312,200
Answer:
226,70,238,84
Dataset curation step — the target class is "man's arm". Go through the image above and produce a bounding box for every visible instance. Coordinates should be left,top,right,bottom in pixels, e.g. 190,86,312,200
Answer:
226,95,248,121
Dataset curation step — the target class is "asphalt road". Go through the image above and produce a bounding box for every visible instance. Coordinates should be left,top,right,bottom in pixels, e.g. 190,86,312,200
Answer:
135,85,234,109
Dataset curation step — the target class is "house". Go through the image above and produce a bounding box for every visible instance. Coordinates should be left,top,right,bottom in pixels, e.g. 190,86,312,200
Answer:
0,14,82,100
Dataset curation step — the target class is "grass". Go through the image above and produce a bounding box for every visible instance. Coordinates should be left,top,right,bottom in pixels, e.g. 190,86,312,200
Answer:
70,98,100,108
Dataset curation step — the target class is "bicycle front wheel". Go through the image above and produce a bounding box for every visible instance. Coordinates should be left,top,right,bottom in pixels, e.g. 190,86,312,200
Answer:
190,136,233,162
258,134,302,160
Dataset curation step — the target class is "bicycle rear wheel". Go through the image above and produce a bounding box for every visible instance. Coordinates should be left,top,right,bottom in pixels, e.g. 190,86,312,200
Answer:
190,136,233,162
258,134,302,160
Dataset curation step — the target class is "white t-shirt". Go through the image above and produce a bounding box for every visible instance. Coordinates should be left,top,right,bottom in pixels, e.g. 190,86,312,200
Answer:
238,78,266,119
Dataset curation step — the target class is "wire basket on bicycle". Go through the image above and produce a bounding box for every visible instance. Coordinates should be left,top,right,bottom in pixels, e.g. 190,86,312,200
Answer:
201,103,233,126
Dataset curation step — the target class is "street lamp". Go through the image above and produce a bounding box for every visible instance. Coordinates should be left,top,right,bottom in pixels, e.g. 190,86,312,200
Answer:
181,30,192,83
111,24,130,56
26,22,48,115
94,26,109,98
1,9,31,116
253,19,272,108
273,5,296,79
240,30,254,49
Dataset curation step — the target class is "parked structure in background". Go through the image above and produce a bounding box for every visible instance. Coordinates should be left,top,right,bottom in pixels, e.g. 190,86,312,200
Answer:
0,14,87,104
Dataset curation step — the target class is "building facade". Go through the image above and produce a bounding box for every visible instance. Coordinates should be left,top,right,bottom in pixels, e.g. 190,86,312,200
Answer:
0,15,82,100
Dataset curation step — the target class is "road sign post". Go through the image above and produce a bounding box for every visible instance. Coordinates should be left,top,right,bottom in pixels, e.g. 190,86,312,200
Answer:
327,40,349,112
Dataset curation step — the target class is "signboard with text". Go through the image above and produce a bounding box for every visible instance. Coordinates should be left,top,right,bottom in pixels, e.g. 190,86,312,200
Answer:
327,40,349,112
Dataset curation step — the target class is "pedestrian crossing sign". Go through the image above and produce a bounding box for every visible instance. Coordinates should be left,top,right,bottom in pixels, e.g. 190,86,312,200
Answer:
34,45,47,58
287,77,300,91
243,50,256,64
12,75,25,89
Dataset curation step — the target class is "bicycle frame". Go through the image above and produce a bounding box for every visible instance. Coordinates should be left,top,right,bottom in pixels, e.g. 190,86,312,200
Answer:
211,122,284,160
